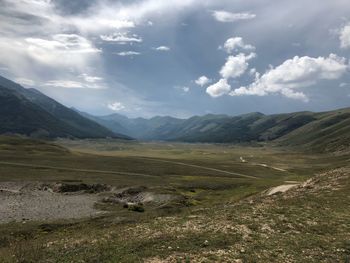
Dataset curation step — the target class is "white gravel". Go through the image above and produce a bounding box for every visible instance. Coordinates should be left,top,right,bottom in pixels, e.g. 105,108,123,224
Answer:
267,184,299,196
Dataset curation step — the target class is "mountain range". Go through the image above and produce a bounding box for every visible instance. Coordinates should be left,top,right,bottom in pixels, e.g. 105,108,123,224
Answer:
1,75,349,152
81,107,350,152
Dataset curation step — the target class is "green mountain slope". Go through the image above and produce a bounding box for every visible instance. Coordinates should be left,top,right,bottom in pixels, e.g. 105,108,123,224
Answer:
277,108,350,152
0,86,73,137
0,76,126,139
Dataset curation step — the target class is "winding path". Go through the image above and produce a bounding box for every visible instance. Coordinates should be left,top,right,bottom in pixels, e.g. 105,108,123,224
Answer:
135,157,258,179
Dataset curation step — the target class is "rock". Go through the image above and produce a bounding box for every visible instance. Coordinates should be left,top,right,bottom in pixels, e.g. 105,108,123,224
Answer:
203,240,209,247
128,203,145,212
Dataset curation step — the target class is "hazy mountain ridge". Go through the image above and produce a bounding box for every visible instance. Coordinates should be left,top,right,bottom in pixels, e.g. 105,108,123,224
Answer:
0,76,129,139
84,107,350,151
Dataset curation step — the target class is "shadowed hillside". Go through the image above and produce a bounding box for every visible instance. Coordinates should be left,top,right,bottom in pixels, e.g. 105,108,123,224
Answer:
0,76,130,139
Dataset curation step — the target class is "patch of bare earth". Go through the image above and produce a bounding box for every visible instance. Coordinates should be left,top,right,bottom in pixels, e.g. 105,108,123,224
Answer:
0,182,106,223
0,183,186,224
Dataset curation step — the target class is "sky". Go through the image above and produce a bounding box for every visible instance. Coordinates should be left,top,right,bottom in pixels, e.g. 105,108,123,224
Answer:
1,0,350,118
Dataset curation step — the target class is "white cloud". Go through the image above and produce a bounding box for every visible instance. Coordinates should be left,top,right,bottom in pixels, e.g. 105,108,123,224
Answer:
340,82,349,87
108,102,126,111
339,24,350,49
154,46,171,51
80,74,103,83
206,79,231,98
220,53,256,79
212,11,256,23
0,0,199,86
21,34,100,68
195,76,212,87
222,37,255,53
100,33,142,43
0,0,104,84
230,54,348,102
205,38,256,99
116,51,141,56
15,78,36,86
44,80,85,89
182,87,190,92
71,19,135,34
44,80,105,89
175,86,190,93
26,34,100,54
249,68,257,76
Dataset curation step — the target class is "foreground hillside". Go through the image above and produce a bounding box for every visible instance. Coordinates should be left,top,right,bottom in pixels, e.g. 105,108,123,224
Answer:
1,163,349,262
0,137,349,262
0,76,128,139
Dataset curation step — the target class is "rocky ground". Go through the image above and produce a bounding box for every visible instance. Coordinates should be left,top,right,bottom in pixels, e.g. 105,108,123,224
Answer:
0,182,184,223
1,168,349,262
140,168,350,262
0,182,106,223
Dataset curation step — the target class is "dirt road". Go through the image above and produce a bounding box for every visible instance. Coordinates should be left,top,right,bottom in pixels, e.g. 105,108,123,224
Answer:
0,160,258,180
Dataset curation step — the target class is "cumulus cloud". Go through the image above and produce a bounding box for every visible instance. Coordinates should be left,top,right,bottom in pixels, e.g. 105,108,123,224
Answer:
340,23,350,49
108,102,126,111
116,51,141,56
206,79,231,98
195,76,212,87
100,33,142,43
220,53,256,79
230,54,348,102
212,11,256,23
222,37,255,53
153,46,171,51
205,37,256,98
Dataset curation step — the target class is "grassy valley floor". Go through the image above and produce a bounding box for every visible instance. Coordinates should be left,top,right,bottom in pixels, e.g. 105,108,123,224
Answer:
0,137,349,262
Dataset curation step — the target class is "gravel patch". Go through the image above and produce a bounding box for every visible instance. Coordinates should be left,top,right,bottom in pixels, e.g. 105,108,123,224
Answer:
0,182,106,223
